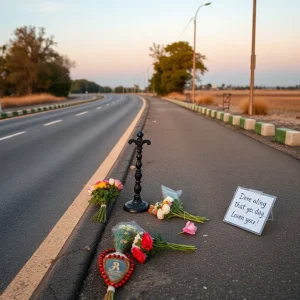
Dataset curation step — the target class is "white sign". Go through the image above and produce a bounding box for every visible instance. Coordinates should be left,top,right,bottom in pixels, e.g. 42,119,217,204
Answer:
223,187,276,235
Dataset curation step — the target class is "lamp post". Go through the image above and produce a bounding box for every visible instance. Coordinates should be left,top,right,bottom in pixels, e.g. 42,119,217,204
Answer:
192,2,211,103
249,0,257,116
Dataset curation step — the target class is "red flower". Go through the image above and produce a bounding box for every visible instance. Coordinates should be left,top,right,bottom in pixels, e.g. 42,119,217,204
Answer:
141,232,153,251
132,247,146,263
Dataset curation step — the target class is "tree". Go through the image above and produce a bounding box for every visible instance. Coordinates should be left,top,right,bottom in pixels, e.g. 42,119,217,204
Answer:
149,41,207,95
114,86,124,93
5,26,58,94
1,26,76,97
149,42,165,61
38,56,74,97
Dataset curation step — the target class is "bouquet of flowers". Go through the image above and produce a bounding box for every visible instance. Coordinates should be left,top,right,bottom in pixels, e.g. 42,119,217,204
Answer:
88,178,123,223
98,221,144,300
148,196,208,223
148,185,208,223
131,231,196,264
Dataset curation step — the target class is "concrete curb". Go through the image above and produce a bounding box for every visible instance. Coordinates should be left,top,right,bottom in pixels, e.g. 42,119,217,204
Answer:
0,96,103,120
31,99,149,300
240,117,256,131
162,97,300,147
275,128,300,146
255,122,275,136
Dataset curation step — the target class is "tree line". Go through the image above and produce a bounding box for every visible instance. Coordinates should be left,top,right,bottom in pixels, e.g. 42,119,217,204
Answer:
70,79,112,94
0,26,75,97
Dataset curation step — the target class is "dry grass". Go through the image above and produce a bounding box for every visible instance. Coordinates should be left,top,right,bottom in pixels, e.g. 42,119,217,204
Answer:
166,92,215,105
1,93,66,109
240,98,268,115
166,92,186,101
195,95,214,105
191,90,300,113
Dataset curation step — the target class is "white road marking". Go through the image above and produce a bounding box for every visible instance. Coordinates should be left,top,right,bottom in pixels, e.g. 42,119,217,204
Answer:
76,111,88,116
1,96,146,300
106,104,110,107
0,131,26,141
96,106,102,110
44,120,62,126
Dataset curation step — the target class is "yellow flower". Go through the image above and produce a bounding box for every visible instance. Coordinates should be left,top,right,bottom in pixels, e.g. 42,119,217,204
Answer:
94,182,107,189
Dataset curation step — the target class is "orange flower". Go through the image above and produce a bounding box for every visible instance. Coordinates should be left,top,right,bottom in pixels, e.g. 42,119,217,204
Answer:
148,205,154,213
94,181,107,189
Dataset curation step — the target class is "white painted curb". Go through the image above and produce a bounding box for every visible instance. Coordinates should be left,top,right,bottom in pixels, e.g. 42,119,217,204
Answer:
286,131,300,146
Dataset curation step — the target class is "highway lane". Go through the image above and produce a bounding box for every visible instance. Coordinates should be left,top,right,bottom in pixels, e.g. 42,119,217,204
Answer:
0,94,142,292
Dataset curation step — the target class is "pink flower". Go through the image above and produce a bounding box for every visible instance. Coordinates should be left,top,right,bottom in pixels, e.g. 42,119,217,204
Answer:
181,221,197,235
114,179,123,189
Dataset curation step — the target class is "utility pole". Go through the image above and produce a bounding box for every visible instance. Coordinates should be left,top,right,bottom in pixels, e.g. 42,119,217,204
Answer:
192,3,211,103
249,0,257,116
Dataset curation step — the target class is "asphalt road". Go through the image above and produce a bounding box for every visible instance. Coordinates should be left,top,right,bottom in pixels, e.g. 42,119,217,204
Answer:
80,97,300,300
0,94,142,293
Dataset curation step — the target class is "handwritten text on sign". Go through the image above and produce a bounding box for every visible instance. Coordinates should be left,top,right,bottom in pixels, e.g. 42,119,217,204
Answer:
223,187,276,235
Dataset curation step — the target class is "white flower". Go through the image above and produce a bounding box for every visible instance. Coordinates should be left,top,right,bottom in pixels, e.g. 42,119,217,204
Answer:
162,204,170,215
157,209,165,220
164,196,174,203
126,225,136,233
109,178,115,185
133,234,141,245
119,225,126,229
88,186,94,194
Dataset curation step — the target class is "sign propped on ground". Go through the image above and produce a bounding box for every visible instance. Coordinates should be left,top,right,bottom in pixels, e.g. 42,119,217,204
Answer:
223,187,276,235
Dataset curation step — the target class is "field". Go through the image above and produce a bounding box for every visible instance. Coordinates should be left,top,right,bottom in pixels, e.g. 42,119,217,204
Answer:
168,90,300,131
1,94,66,109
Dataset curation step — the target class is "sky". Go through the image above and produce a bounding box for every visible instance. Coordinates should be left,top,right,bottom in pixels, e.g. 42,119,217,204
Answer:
0,0,299,88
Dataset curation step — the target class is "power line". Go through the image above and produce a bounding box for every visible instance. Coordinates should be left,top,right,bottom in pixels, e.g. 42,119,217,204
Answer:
177,17,194,41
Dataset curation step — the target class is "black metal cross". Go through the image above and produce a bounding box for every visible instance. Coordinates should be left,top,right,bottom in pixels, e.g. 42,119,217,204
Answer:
124,131,151,213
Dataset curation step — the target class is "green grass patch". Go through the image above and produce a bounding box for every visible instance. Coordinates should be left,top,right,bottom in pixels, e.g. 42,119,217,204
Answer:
1,113,8,119
22,110,28,115
13,111,18,117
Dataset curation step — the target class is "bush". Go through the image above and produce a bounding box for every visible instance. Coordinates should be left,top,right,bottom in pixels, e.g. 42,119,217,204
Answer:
240,98,268,115
195,95,214,105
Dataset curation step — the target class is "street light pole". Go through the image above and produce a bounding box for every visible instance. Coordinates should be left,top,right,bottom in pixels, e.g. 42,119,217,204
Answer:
192,2,211,103
249,0,257,116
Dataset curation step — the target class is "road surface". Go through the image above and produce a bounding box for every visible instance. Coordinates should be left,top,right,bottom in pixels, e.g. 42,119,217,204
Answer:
0,94,142,293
